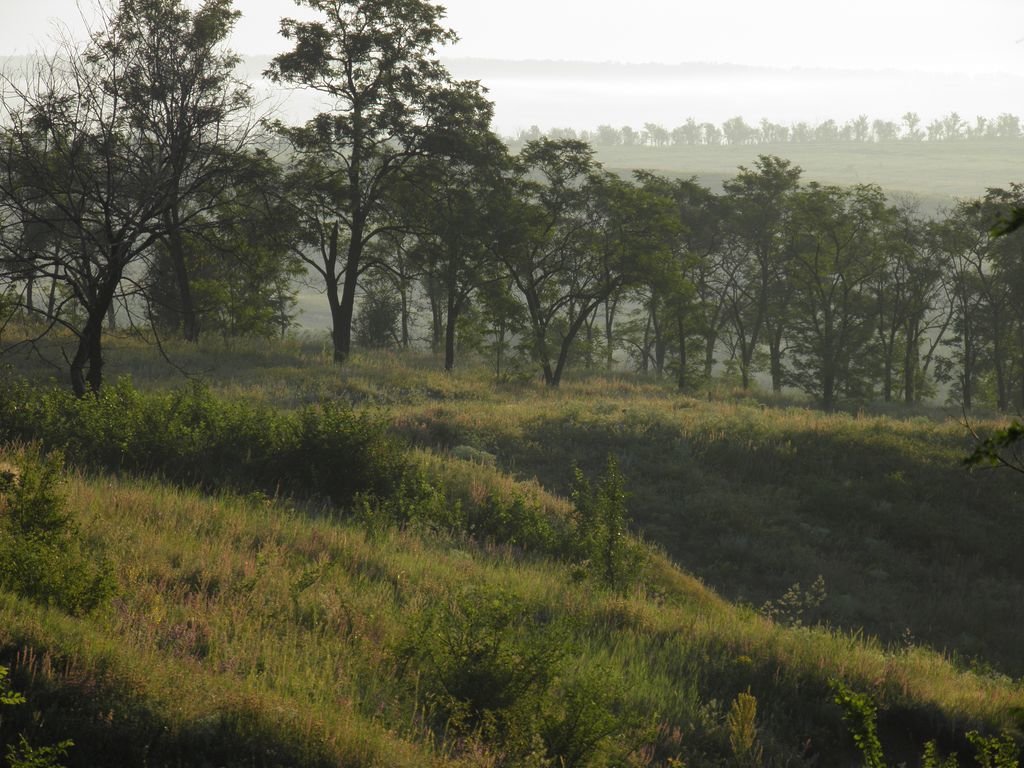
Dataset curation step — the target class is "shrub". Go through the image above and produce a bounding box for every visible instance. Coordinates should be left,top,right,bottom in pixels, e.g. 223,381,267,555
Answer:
568,456,644,591
1,665,74,768
398,586,565,748
0,451,114,615
540,664,634,768
830,679,886,768
726,690,764,768
831,680,1021,768
467,492,555,551
0,376,412,508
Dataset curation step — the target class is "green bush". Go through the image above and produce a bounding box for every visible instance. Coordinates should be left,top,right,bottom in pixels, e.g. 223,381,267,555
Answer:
468,492,555,551
568,456,644,591
353,468,461,536
0,377,411,508
540,664,634,768
832,679,1021,768
398,586,565,748
0,451,114,615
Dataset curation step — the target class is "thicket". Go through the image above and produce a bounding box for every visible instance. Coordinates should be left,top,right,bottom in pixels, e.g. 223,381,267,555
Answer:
0,375,645,588
395,585,641,767
0,376,407,506
831,680,1020,768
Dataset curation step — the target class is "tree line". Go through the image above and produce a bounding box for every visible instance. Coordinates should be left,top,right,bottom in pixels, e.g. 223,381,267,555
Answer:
511,112,1024,148
0,0,1022,413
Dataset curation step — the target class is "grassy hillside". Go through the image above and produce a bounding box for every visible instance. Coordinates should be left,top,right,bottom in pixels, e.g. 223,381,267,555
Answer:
591,139,1024,211
2,333,1024,766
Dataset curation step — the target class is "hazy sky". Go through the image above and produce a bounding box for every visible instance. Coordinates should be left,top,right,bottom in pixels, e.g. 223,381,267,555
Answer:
3,0,1024,75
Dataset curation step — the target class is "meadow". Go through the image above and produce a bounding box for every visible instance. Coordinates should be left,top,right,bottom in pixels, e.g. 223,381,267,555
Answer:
592,139,1024,212
1,331,1023,767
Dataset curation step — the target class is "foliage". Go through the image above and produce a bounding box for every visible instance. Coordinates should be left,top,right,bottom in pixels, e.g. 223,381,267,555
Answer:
539,663,636,768
726,690,764,768
1,664,72,768
967,731,1020,768
468,491,556,551
0,451,113,615
0,377,409,507
830,679,886,768
964,420,1024,474
398,586,565,747
5,736,74,768
760,575,827,628
831,679,1021,768
399,585,639,765
569,456,644,590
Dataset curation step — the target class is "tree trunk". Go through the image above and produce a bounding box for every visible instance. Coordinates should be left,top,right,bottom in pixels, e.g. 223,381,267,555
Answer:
324,224,345,363
768,327,784,392
677,312,687,391
165,207,199,342
69,260,122,396
444,294,459,372
333,222,364,364
821,368,836,412
903,323,919,405
549,304,600,387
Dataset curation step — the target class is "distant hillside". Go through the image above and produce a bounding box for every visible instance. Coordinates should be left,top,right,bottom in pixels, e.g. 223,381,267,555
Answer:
591,139,1024,211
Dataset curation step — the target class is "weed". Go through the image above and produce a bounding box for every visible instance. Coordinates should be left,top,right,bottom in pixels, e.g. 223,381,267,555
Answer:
726,689,764,768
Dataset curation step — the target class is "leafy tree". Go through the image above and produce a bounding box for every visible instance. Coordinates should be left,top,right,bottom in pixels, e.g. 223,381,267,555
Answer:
145,152,303,340
499,139,604,387
786,183,889,410
101,0,257,343
401,124,509,370
902,112,924,141
266,0,492,363
865,201,946,403
720,155,802,391
0,12,175,394
932,197,1016,410
722,116,755,146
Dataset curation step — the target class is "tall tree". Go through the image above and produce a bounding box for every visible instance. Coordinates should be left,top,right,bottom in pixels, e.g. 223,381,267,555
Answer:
267,0,493,363
786,184,888,411
0,13,176,394
403,124,509,371
720,155,802,390
105,0,256,343
501,139,647,387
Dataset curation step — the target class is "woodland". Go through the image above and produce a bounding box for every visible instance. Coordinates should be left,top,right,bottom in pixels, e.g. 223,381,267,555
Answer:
1,0,1024,767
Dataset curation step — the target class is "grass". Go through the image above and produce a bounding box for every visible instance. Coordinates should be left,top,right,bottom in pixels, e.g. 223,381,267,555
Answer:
3,330,1024,765
3,456,1023,767
591,139,1024,211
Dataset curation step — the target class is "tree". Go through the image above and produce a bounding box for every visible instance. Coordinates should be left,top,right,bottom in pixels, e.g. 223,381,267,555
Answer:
720,155,802,391
866,202,947,404
902,112,923,141
266,0,492,364
786,184,888,411
500,139,646,387
145,154,304,340
402,125,510,371
0,10,176,395
722,116,754,146
104,0,257,343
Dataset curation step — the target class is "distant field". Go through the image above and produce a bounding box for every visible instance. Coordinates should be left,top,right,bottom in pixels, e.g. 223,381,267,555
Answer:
593,139,1024,210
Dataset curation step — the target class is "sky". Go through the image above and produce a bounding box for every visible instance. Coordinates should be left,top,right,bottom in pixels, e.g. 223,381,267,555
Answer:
3,0,1024,131
3,0,1024,74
